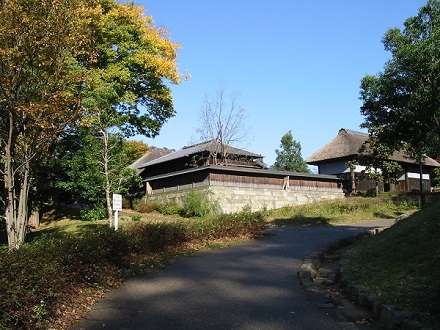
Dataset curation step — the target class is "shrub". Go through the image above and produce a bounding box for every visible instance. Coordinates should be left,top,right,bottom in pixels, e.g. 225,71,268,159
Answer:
0,227,129,329
133,199,158,213
123,221,187,253
185,205,267,240
80,208,107,221
131,214,142,222
357,188,377,197
122,198,131,209
156,202,182,216
180,190,221,218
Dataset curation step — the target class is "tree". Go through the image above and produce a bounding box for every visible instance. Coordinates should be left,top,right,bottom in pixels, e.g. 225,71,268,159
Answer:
81,1,183,226
0,0,95,249
56,131,142,211
125,140,150,165
195,88,249,163
0,0,183,248
359,0,440,204
353,138,403,196
271,131,310,173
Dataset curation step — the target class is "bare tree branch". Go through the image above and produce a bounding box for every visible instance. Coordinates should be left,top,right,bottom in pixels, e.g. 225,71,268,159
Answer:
195,88,250,164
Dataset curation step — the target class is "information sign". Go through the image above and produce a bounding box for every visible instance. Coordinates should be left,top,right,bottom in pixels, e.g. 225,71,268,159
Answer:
112,194,122,211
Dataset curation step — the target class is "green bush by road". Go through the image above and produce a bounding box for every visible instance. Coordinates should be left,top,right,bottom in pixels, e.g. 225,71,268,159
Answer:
0,207,266,329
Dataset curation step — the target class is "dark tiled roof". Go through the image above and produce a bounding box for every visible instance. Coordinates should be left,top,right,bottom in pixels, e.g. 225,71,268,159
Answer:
142,164,341,182
129,147,174,174
306,128,440,167
138,140,263,169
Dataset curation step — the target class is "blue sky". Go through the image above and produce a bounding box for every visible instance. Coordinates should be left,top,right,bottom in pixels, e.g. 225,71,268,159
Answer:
134,0,427,166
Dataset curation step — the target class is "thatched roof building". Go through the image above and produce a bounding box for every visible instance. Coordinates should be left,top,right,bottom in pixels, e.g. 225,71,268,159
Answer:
307,129,440,167
306,128,440,192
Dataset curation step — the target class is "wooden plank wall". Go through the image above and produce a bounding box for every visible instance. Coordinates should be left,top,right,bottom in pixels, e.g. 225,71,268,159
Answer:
210,172,282,188
210,173,341,190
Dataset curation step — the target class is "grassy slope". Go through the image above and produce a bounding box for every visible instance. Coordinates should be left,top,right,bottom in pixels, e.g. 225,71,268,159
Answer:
266,195,419,226
343,198,440,327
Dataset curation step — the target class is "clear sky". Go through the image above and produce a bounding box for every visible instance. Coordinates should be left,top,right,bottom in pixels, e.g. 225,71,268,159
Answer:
134,0,427,166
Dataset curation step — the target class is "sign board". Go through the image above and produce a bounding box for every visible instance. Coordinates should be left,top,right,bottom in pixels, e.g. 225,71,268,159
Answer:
112,194,122,211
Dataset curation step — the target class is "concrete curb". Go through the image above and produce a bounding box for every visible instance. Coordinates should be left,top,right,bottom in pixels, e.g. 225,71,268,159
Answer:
298,223,429,330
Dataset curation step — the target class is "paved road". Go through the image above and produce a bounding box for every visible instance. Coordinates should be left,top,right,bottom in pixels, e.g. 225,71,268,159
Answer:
74,219,395,330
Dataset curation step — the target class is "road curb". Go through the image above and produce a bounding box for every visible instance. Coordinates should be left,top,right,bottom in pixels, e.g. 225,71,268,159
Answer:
298,222,427,330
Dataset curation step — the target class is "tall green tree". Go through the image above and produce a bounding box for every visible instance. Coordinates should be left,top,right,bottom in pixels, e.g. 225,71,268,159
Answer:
354,138,403,196
360,0,440,204
56,131,142,210
271,131,310,173
82,1,183,226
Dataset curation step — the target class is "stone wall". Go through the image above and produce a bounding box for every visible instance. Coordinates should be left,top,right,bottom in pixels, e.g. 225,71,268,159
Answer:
145,184,344,214
209,186,344,213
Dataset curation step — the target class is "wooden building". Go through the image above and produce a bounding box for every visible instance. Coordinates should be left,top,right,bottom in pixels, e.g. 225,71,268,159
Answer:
137,140,344,212
306,128,440,193
128,147,173,175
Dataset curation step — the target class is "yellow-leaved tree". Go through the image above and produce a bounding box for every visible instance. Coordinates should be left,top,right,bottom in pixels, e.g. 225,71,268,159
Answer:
0,0,98,249
0,0,184,248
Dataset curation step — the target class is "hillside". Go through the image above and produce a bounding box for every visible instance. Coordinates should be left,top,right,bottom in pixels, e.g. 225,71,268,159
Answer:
343,198,440,327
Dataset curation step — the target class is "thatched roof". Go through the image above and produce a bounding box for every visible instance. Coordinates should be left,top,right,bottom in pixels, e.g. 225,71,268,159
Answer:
138,140,263,169
306,128,440,167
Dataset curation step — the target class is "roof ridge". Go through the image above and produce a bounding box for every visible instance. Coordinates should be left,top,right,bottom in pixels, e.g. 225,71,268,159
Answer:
340,128,368,136
138,139,262,169
182,140,212,149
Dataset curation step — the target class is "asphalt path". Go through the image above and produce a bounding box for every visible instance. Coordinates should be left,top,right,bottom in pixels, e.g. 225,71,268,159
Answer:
74,219,395,330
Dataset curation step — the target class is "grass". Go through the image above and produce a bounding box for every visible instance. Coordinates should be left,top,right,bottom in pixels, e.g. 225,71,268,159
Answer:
341,196,440,327
265,194,421,226
0,193,436,328
0,206,267,329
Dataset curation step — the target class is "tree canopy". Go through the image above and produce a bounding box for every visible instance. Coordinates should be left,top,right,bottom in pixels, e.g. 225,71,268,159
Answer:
0,0,183,248
0,0,95,249
271,131,310,173
83,1,183,138
360,0,440,161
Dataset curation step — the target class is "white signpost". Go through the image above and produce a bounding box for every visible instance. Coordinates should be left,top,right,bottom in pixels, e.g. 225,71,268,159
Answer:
112,194,122,230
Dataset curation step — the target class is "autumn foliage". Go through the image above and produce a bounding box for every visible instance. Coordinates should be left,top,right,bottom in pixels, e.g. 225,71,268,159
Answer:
0,0,183,249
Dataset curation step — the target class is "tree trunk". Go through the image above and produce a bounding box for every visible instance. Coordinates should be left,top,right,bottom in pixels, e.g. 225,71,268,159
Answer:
419,162,426,206
102,130,113,227
4,114,29,249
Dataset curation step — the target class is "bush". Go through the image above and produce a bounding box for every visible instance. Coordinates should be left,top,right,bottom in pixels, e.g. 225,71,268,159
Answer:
123,221,187,253
131,214,142,222
357,188,377,197
156,202,182,216
180,190,221,218
122,198,131,209
0,227,129,329
186,205,267,240
133,199,158,213
80,208,107,221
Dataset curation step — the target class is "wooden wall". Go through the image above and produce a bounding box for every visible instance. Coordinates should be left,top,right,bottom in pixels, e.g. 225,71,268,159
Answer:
147,168,343,195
